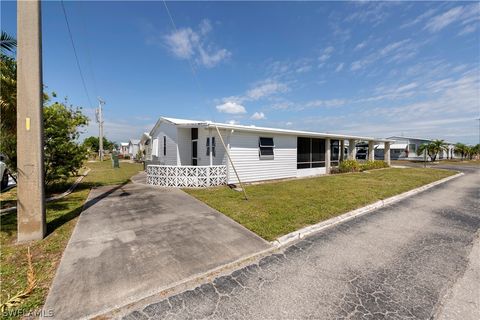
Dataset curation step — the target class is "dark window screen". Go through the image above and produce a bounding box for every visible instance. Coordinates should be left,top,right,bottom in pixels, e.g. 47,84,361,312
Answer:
191,128,198,140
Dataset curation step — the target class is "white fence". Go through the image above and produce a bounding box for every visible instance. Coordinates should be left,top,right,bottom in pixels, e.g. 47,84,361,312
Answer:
147,165,227,188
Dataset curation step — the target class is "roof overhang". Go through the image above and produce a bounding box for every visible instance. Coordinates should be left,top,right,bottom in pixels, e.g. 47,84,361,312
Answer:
207,123,393,143
152,116,394,143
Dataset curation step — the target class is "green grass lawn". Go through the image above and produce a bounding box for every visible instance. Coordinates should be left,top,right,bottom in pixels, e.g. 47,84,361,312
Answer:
0,160,142,319
185,168,456,241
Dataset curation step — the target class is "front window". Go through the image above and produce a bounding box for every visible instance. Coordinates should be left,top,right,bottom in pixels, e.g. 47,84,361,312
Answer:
163,136,166,156
331,140,339,166
206,137,216,157
297,137,326,169
259,137,274,160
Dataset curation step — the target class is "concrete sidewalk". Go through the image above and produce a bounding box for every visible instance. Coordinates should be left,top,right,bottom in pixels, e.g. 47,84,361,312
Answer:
43,183,270,319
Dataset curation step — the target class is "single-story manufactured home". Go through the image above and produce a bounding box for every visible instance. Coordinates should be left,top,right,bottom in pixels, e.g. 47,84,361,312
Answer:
138,132,152,161
128,139,140,159
375,136,456,160
144,117,393,187
119,142,129,157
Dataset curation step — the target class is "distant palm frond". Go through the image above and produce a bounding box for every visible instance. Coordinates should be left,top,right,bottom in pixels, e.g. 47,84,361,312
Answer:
1,31,17,54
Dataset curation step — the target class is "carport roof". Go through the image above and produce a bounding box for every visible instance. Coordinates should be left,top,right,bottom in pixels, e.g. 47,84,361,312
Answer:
159,117,393,143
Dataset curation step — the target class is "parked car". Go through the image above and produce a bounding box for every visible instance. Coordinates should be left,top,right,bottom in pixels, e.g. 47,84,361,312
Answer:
356,149,367,160
0,154,9,190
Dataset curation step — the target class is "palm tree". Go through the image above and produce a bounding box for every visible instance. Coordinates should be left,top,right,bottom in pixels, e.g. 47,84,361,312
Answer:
0,31,17,177
1,31,17,54
429,140,447,161
417,143,433,162
454,143,468,160
0,32,17,135
418,140,447,162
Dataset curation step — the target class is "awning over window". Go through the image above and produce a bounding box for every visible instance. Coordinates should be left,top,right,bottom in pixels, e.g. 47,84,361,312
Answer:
376,143,408,150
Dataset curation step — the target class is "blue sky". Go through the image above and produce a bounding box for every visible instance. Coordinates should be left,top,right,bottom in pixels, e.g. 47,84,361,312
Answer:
2,1,479,144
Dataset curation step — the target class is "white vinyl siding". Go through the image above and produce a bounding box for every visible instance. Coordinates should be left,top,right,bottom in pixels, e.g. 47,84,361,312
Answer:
197,128,227,166
177,127,192,165
227,132,297,184
150,122,178,165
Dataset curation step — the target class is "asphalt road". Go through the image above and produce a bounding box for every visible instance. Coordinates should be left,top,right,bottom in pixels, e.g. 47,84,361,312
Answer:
123,165,479,320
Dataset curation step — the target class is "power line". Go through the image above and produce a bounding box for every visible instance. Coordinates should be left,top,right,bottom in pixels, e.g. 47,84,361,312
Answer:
77,0,99,98
162,0,213,120
60,0,93,108
162,0,198,78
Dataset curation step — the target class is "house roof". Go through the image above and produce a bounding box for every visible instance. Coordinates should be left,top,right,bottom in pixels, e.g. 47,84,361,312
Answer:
140,132,151,144
387,136,455,145
129,139,140,144
120,142,129,146
376,143,408,150
158,117,393,142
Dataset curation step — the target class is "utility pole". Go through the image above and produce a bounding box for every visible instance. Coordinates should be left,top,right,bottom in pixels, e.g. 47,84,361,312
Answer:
17,0,46,242
96,98,105,161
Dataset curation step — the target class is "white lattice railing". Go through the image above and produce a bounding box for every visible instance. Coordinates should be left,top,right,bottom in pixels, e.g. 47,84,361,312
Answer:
147,165,227,188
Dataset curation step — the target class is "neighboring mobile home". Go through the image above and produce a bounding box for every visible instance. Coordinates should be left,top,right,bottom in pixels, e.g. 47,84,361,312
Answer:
128,139,141,159
139,132,151,161
375,136,456,160
145,117,392,187
119,142,129,157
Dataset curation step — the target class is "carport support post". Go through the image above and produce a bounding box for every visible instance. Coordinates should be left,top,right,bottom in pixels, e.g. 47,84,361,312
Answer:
368,141,375,161
17,0,46,242
348,139,356,160
384,142,391,166
340,140,345,162
325,138,331,174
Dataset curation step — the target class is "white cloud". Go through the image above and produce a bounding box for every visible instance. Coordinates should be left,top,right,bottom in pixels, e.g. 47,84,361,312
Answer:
335,63,344,72
162,19,230,68
198,46,231,68
318,46,334,63
425,6,464,32
380,39,410,55
215,79,289,114
285,121,293,126
458,24,477,36
350,39,416,71
246,80,289,100
424,4,480,33
199,19,212,35
305,99,347,108
296,65,312,73
354,41,366,51
227,119,239,125
216,101,247,114
401,8,437,29
164,28,198,59
250,112,266,120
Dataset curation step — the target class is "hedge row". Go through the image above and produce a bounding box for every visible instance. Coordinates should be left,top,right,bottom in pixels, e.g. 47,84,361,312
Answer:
335,160,389,173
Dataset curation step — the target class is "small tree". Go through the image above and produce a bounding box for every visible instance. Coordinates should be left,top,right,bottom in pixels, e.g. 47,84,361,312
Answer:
418,140,447,162
83,136,116,153
454,143,467,160
43,101,88,186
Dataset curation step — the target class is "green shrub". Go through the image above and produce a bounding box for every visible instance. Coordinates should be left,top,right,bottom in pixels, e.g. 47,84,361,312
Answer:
360,160,389,171
338,160,361,173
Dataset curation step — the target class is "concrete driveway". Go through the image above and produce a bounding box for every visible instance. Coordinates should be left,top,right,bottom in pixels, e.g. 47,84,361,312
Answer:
43,183,270,319
122,165,480,319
